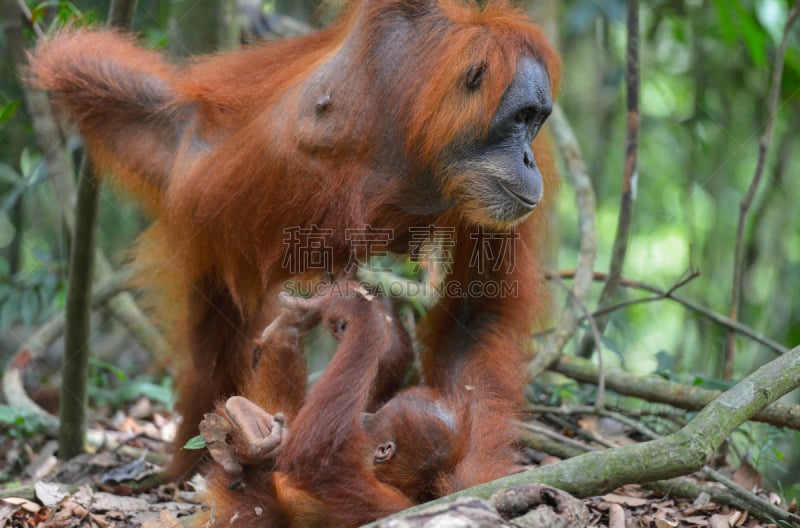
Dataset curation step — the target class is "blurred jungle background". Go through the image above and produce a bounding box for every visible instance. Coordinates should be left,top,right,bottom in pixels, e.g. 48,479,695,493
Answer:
1,0,799,508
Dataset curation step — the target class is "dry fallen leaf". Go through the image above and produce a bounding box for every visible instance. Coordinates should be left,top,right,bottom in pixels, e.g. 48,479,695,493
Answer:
709,512,733,528
1,497,41,513
141,509,182,528
731,460,762,492
654,518,679,528
608,503,625,528
0,502,16,528
601,492,649,508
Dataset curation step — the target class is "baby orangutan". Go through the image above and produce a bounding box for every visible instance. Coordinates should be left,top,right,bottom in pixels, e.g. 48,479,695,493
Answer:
198,281,522,526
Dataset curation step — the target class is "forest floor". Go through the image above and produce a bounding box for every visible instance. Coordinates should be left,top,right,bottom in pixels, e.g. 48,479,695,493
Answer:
0,390,791,528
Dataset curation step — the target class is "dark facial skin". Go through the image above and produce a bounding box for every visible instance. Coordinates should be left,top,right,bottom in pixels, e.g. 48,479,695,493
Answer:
452,57,553,226
488,58,553,212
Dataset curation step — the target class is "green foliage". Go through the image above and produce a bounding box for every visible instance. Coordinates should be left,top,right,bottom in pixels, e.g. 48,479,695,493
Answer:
183,435,206,450
0,151,47,218
729,422,795,486
87,358,175,410
120,377,175,410
0,248,65,327
712,0,770,67
690,375,736,392
0,101,20,125
0,404,51,438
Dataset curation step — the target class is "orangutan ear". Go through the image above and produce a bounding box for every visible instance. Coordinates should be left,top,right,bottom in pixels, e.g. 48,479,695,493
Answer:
374,441,397,464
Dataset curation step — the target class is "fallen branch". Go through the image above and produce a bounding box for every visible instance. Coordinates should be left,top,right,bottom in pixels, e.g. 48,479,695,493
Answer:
552,354,800,430
520,415,792,524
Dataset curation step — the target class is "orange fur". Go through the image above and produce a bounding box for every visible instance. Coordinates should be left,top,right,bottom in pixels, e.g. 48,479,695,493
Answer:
26,0,559,489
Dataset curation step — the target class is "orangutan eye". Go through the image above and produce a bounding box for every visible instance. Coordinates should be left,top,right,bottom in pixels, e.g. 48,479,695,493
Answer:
465,61,488,90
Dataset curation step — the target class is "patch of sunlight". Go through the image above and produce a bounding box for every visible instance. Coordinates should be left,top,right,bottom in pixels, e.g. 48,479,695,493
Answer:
628,229,689,278
642,76,694,119
757,0,787,43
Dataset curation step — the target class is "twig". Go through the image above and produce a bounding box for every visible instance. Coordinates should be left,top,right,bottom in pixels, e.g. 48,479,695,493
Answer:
534,272,699,340
648,477,794,526
551,269,787,356
528,105,598,378
586,270,699,320
518,421,593,454
601,407,795,524
528,403,687,428
577,0,640,359
528,404,664,440
550,276,606,409
14,0,44,38
725,0,800,379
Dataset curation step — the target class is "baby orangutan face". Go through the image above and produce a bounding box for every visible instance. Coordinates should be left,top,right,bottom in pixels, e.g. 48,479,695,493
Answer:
361,387,462,502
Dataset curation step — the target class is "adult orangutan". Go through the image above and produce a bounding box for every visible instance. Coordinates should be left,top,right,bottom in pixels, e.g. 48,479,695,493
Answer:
28,0,559,482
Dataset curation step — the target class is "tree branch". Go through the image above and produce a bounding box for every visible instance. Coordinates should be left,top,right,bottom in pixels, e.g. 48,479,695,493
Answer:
725,0,800,378
577,0,640,359
529,105,598,378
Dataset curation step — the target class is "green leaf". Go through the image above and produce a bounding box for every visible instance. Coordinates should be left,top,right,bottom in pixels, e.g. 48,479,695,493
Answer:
19,149,37,179
31,246,52,263
183,435,206,450
57,0,85,24
37,273,61,316
711,0,770,67
598,333,624,363
0,101,20,124
712,0,736,42
121,379,175,409
90,358,128,383
1,153,47,216
0,404,47,435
